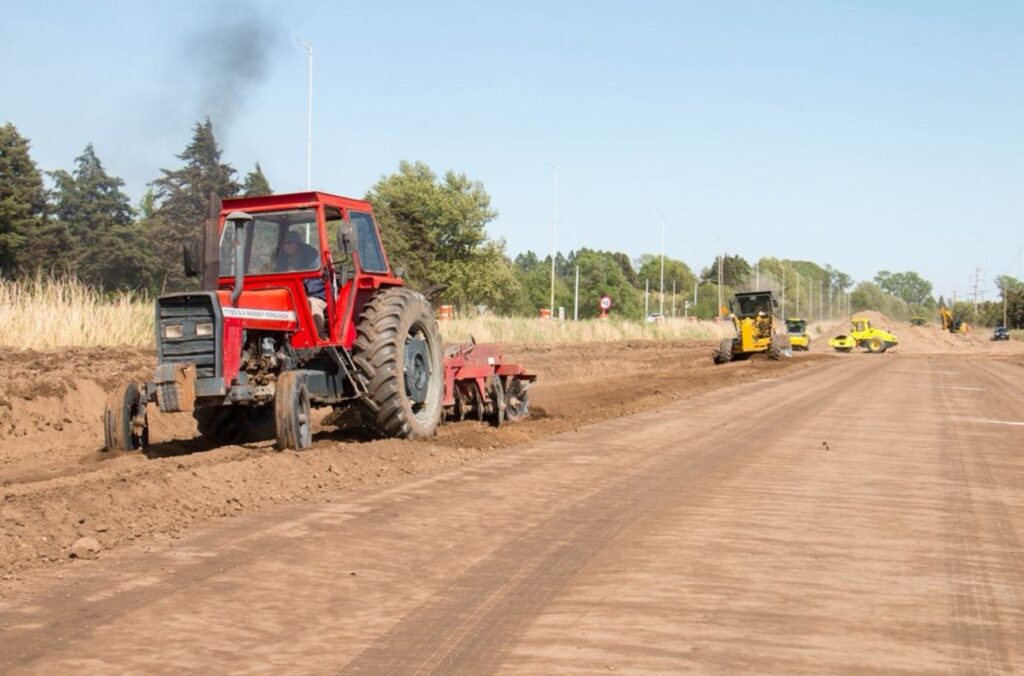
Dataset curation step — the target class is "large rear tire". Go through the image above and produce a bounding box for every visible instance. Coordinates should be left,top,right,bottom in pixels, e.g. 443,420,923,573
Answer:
713,338,734,365
353,288,444,439
867,337,884,354
275,370,313,450
103,382,148,452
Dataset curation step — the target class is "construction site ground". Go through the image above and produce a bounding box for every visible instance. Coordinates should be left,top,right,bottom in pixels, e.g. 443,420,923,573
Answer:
2,317,1024,672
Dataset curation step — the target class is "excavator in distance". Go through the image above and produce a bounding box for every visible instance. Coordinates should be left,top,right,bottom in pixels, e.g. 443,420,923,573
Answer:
939,305,970,334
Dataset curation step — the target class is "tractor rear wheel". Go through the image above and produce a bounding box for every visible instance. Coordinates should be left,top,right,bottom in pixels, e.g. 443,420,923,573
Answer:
353,288,444,439
867,337,884,353
713,338,734,365
103,382,148,452
767,335,787,360
275,370,313,450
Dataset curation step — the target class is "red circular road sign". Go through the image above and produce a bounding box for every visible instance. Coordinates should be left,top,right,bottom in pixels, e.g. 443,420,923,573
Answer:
599,295,613,311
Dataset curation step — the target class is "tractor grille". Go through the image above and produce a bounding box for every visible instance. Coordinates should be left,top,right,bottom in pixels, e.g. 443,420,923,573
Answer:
157,294,219,379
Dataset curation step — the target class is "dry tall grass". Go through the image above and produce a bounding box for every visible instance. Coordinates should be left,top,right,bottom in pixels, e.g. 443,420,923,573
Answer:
0,276,152,349
0,277,733,350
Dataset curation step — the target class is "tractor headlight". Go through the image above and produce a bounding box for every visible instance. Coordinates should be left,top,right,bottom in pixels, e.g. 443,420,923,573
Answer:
195,322,214,337
163,324,183,339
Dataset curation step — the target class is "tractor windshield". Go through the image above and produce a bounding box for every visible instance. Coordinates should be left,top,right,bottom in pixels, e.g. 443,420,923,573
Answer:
219,209,322,277
786,319,807,333
733,293,773,318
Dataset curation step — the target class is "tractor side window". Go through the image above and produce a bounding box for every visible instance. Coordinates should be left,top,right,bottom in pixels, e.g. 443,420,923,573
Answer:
348,211,388,273
325,207,344,253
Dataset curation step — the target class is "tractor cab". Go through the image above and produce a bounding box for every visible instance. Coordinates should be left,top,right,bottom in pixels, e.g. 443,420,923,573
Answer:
213,192,401,351
785,317,810,351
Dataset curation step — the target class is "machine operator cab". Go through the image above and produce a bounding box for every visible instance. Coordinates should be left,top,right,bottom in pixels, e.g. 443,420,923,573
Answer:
729,291,778,339
214,193,399,350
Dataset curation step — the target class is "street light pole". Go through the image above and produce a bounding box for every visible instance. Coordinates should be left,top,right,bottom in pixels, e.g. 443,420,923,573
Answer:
715,234,722,318
547,162,558,316
656,209,667,315
298,40,313,190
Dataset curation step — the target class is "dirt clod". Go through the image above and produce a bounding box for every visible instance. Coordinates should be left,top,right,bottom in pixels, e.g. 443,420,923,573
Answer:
69,537,101,560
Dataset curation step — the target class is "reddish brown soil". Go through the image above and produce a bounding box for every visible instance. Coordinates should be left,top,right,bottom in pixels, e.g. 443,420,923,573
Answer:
0,341,824,579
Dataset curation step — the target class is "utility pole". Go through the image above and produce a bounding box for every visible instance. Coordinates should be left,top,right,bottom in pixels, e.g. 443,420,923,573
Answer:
573,265,579,321
657,209,667,315
781,263,786,319
672,279,676,317
819,280,823,322
755,260,760,289
717,254,723,317
790,272,798,317
547,163,558,316
645,278,650,318
971,267,983,315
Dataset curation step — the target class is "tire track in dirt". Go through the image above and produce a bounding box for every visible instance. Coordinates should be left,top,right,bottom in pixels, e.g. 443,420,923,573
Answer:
0,357,851,673
340,360,872,675
935,362,1017,674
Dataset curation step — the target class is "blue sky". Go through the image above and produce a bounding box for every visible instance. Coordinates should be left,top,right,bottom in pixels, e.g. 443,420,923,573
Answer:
2,0,1022,300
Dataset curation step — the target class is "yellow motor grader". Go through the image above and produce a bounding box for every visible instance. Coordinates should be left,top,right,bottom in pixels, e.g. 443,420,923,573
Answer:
713,291,789,364
829,316,898,353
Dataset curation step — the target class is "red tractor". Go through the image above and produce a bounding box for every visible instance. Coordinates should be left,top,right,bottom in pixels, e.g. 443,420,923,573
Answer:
103,191,534,451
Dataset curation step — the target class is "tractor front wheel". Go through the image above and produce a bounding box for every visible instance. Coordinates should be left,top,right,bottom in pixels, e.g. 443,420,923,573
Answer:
275,370,313,450
713,338,734,365
767,335,787,360
353,288,444,439
103,382,149,452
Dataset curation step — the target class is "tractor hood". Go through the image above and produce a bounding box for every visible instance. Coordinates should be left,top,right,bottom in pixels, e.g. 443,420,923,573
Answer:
214,288,299,332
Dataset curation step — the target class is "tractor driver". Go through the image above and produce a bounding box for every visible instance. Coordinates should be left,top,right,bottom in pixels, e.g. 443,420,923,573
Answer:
276,230,328,338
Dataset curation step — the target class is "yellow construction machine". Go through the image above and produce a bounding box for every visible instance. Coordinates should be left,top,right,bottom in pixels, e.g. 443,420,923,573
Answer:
939,306,970,334
829,316,899,353
785,317,811,351
713,291,789,364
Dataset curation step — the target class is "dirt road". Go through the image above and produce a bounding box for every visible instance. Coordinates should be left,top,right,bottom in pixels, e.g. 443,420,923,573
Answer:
3,352,1023,673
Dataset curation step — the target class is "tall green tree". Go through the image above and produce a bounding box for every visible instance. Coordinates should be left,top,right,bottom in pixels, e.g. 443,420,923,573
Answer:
635,254,697,315
571,248,643,319
149,118,240,291
0,123,47,275
49,144,153,291
366,160,513,310
242,162,271,196
873,270,934,306
701,253,750,287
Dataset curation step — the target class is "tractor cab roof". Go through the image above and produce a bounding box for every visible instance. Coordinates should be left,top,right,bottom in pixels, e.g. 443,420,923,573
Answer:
220,191,372,216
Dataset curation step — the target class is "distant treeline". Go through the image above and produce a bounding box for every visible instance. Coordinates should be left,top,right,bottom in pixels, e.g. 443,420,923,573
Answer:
1,120,1020,326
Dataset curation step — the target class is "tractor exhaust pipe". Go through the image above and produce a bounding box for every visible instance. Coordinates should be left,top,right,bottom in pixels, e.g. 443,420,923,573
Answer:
226,211,252,306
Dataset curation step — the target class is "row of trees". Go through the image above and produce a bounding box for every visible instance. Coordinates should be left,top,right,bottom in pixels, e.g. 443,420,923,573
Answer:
2,119,1017,326
0,120,270,292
